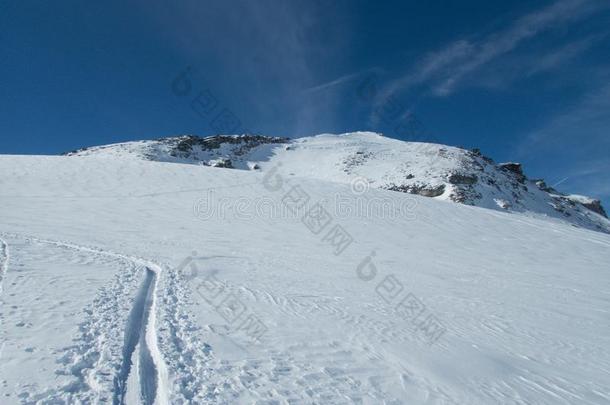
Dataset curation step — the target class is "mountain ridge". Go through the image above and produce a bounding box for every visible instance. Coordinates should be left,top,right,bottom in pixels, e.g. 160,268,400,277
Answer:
64,132,610,234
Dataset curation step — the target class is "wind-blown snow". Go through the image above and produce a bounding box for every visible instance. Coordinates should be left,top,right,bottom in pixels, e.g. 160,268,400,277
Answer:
1,140,609,404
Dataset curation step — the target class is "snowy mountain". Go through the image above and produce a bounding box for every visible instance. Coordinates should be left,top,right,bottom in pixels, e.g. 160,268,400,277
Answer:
65,132,610,234
1,142,610,404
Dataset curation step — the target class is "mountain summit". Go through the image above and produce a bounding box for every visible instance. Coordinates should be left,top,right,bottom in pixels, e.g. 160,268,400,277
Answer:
65,132,609,234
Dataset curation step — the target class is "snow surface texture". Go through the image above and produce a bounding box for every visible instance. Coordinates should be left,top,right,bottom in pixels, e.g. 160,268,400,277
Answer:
0,134,609,404
65,132,610,234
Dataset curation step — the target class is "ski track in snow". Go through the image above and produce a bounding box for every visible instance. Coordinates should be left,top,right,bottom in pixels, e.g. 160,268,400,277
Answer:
114,268,158,405
0,237,8,296
0,233,170,405
0,237,8,371
0,232,230,404
2,222,609,403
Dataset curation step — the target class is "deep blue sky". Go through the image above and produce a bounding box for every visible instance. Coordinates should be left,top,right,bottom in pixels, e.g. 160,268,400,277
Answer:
1,0,609,204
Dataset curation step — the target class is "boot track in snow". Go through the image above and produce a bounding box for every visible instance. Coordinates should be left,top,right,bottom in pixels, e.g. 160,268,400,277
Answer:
0,233,169,404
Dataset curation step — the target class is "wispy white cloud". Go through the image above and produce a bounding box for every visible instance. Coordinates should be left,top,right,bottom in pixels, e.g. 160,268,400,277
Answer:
552,162,610,201
518,81,610,156
515,79,610,201
524,35,601,76
379,0,610,99
465,33,608,91
552,176,570,187
302,71,367,95
140,1,352,136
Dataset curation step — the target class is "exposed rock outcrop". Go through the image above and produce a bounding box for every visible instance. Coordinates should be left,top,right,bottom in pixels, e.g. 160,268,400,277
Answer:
583,200,608,218
498,162,526,183
447,173,478,185
385,183,446,198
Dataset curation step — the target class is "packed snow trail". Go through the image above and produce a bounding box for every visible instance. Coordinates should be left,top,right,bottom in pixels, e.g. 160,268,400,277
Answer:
0,234,168,405
23,235,170,405
0,237,8,295
0,237,8,380
114,268,161,405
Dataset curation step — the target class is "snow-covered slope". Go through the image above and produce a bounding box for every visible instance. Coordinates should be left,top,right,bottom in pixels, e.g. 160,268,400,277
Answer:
65,132,610,234
1,152,609,404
